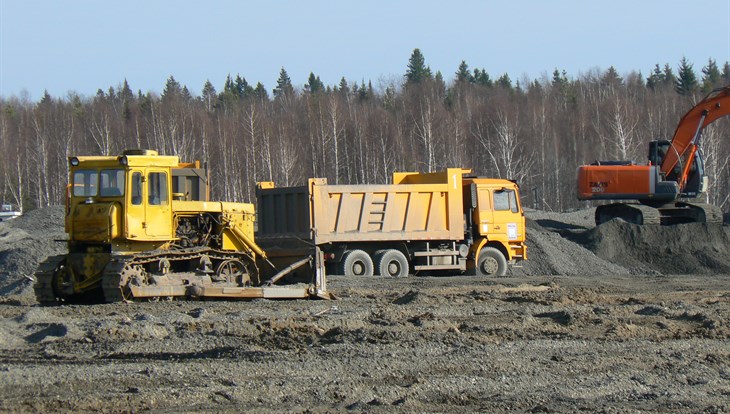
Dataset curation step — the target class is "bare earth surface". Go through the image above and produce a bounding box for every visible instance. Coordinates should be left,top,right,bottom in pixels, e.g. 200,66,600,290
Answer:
0,207,728,413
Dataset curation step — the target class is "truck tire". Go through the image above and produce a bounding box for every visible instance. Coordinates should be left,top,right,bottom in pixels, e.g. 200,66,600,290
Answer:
476,247,507,277
374,249,409,278
339,249,374,276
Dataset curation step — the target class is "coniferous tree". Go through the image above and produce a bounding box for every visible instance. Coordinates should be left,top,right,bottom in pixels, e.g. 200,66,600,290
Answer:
675,57,698,96
646,64,665,90
338,77,350,96
273,67,294,100
722,62,730,85
496,73,512,89
456,60,473,83
551,69,568,89
701,58,721,92
305,72,325,93
161,75,182,103
201,80,217,111
120,79,134,103
253,82,268,101
235,75,254,98
473,69,492,87
663,63,677,87
603,66,623,86
405,48,432,85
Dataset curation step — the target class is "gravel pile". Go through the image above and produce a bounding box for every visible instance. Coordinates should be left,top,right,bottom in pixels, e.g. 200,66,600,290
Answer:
0,206,66,297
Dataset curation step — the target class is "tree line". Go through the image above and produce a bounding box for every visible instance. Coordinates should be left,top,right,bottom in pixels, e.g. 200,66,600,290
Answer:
0,49,728,214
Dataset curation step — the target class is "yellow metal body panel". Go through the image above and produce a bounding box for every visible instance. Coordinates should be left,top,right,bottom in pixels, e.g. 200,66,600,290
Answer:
309,169,466,243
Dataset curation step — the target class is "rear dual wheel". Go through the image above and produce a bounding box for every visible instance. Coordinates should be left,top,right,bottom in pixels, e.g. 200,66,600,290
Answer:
338,249,410,277
338,250,373,276
374,249,409,278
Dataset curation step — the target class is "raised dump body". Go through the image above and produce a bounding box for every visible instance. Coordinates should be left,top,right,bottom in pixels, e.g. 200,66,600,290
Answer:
257,169,527,277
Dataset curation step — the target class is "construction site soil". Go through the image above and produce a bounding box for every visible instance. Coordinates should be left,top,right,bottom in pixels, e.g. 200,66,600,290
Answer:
0,206,728,413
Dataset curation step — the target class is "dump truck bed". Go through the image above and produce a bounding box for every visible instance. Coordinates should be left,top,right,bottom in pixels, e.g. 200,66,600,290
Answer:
257,169,468,244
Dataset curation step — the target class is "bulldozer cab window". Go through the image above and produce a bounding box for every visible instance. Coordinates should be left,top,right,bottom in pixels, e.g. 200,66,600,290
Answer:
494,189,519,213
131,172,142,205
148,172,168,205
72,170,98,197
99,169,125,197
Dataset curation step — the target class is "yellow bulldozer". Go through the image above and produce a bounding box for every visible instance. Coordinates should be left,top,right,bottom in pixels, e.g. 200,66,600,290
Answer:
34,149,329,304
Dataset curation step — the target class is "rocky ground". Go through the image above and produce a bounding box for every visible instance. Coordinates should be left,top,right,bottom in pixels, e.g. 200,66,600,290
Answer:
0,207,728,413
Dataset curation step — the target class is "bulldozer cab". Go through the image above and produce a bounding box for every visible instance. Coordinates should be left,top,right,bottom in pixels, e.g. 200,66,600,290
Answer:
66,150,207,246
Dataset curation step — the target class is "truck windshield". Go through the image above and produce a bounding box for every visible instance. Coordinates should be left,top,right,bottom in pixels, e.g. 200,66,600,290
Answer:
72,169,125,197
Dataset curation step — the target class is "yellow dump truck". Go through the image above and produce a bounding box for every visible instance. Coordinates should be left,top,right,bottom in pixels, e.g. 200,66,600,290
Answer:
34,149,329,304
256,168,527,277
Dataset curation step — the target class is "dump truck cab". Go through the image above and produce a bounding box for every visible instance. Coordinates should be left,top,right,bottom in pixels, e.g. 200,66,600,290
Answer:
464,177,527,275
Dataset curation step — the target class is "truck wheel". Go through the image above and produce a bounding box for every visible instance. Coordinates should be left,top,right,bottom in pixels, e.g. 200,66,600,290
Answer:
375,249,409,278
339,249,374,276
476,247,507,277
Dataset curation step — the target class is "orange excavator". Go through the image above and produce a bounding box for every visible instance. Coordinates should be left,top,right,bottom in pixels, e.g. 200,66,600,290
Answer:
577,86,730,225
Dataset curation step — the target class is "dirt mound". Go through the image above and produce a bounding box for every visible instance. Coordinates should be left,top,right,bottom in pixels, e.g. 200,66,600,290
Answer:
0,206,66,298
511,217,628,276
580,219,730,275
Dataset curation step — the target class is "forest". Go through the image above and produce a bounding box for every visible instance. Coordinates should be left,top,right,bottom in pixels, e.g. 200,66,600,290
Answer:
0,49,728,214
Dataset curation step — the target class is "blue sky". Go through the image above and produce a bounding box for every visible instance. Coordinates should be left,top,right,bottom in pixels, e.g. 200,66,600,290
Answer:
1,0,729,100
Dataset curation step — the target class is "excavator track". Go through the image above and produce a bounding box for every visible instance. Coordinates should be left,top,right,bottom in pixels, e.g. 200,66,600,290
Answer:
596,202,723,226
595,203,661,225
33,255,66,305
675,202,724,224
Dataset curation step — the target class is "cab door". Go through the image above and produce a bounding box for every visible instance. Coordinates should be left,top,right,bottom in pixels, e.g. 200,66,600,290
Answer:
144,169,172,238
491,187,521,242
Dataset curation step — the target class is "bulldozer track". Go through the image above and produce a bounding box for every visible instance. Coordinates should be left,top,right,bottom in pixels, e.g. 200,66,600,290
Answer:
33,255,65,305
100,248,259,303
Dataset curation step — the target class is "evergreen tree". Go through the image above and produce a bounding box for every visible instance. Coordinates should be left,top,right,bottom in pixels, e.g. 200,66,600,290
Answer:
40,89,53,106
181,86,192,102
701,58,721,92
201,80,217,111
305,72,325,94
120,79,134,103
338,77,350,96
473,69,492,86
496,73,512,89
646,64,665,90
603,66,623,86
273,67,294,100
235,75,254,98
456,60,473,83
551,69,568,89
253,82,269,101
723,62,730,85
675,57,698,96
357,80,368,101
663,63,677,88
405,48,432,85
161,75,182,103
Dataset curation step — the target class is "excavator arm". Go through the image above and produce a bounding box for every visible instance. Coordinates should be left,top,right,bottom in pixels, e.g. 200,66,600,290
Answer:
662,86,730,191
